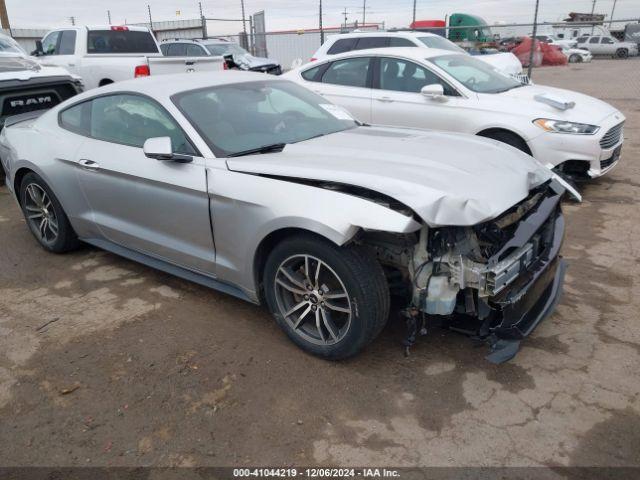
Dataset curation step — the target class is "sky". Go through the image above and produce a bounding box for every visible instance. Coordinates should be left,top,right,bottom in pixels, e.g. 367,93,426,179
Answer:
5,0,639,33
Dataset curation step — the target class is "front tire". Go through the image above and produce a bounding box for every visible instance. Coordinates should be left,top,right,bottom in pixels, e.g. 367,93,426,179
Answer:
19,172,80,253
264,234,390,360
569,54,582,63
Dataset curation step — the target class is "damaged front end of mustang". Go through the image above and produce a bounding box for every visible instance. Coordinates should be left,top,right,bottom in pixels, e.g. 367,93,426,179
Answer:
227,126,570,363
359,178,567,363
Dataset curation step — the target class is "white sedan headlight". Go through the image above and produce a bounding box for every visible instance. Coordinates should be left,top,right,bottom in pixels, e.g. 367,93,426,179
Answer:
533,118,600,134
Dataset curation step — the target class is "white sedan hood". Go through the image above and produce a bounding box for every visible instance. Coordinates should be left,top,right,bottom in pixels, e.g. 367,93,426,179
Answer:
494,84,620,124
227,126,552,227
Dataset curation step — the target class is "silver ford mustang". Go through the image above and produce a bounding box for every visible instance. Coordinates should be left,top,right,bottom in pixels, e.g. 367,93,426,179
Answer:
0,72,567,362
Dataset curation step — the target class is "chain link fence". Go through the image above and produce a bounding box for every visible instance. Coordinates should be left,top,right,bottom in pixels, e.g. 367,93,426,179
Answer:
203,18,639,75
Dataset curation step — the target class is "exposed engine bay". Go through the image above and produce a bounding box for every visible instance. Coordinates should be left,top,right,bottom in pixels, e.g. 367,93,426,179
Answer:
357,179,567,363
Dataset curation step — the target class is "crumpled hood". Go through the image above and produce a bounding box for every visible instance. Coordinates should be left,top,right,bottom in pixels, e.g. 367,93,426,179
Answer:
235,53,278,69
226,126,553,227
473,52,523,76
490,84,619,124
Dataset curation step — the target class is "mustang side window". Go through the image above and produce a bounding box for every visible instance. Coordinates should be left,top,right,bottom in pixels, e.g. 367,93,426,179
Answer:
89,94,196,155
60,102,92,136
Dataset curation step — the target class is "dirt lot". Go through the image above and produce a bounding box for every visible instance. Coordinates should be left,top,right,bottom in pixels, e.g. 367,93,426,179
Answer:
0,59,639,469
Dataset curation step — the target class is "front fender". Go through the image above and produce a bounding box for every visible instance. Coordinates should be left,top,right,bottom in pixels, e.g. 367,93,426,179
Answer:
208,169,421,299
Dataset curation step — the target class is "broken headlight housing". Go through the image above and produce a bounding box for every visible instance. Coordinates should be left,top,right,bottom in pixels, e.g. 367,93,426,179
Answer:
533,118,600,135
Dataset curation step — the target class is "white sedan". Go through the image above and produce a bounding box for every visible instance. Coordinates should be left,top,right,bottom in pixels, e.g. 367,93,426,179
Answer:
285,47,625,179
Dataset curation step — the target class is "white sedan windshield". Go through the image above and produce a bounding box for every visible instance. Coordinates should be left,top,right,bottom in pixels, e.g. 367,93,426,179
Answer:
418,36,466,54
174,81,358,156
430,54,523,94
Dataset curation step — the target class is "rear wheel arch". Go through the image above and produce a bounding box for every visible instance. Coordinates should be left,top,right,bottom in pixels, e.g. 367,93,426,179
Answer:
476,128,533,156
13,167,34,204
98,79,114,87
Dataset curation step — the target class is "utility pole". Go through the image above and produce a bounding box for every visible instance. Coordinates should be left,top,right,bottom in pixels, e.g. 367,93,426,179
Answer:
342,7,348,30
0,0,11,30
107,10,111,25
590,0,597,34
69,16,76,26
319,0,324,45
147,5,153,32
199,2,207,39
609,0,618,29
412,0,417,25
241,0,247,36
362,0,366,26
527,0,540,80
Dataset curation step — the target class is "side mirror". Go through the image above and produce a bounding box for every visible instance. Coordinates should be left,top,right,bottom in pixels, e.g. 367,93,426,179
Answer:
421,84,446,101
32,40,44,56
143,137,192,163
223,54,238,70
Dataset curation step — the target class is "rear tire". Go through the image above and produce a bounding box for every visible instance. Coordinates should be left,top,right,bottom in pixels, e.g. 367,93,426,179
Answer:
19,172,80,253
478,130,531,156
616,48,628,59
264,234,390,360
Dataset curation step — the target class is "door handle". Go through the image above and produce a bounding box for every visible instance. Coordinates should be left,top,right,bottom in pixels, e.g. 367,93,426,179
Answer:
313,90,324,95
78,159,99,170
376,96,393,103
67,63,76,67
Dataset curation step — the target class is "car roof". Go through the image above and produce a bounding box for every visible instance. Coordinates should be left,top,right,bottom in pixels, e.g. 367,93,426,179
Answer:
68,71,287,103
326,31,440,40
311,46,462,63
162,38,232,45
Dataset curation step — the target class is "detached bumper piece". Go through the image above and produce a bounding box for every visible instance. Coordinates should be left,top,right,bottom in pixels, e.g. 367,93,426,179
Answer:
486,258,566,363
484,185,567,363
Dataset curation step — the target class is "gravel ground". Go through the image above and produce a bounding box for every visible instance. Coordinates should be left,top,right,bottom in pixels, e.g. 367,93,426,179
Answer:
0,58,639,468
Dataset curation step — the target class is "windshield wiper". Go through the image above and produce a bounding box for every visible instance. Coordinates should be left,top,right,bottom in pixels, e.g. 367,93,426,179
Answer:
227,143,287,157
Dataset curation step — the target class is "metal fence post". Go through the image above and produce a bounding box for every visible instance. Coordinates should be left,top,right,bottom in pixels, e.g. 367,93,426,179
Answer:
527,0,540,80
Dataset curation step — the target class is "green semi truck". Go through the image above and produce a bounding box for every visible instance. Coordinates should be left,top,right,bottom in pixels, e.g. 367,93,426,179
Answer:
447,13,494,43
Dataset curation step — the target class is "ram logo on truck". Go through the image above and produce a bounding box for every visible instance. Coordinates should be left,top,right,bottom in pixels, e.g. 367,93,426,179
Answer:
10,96,53,107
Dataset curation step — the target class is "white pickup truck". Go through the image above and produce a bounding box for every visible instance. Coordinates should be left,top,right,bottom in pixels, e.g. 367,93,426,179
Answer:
33,25,224,90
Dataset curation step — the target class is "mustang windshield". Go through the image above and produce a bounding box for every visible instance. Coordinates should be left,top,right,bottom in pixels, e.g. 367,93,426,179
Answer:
174,80,358,157
430,54,523,93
